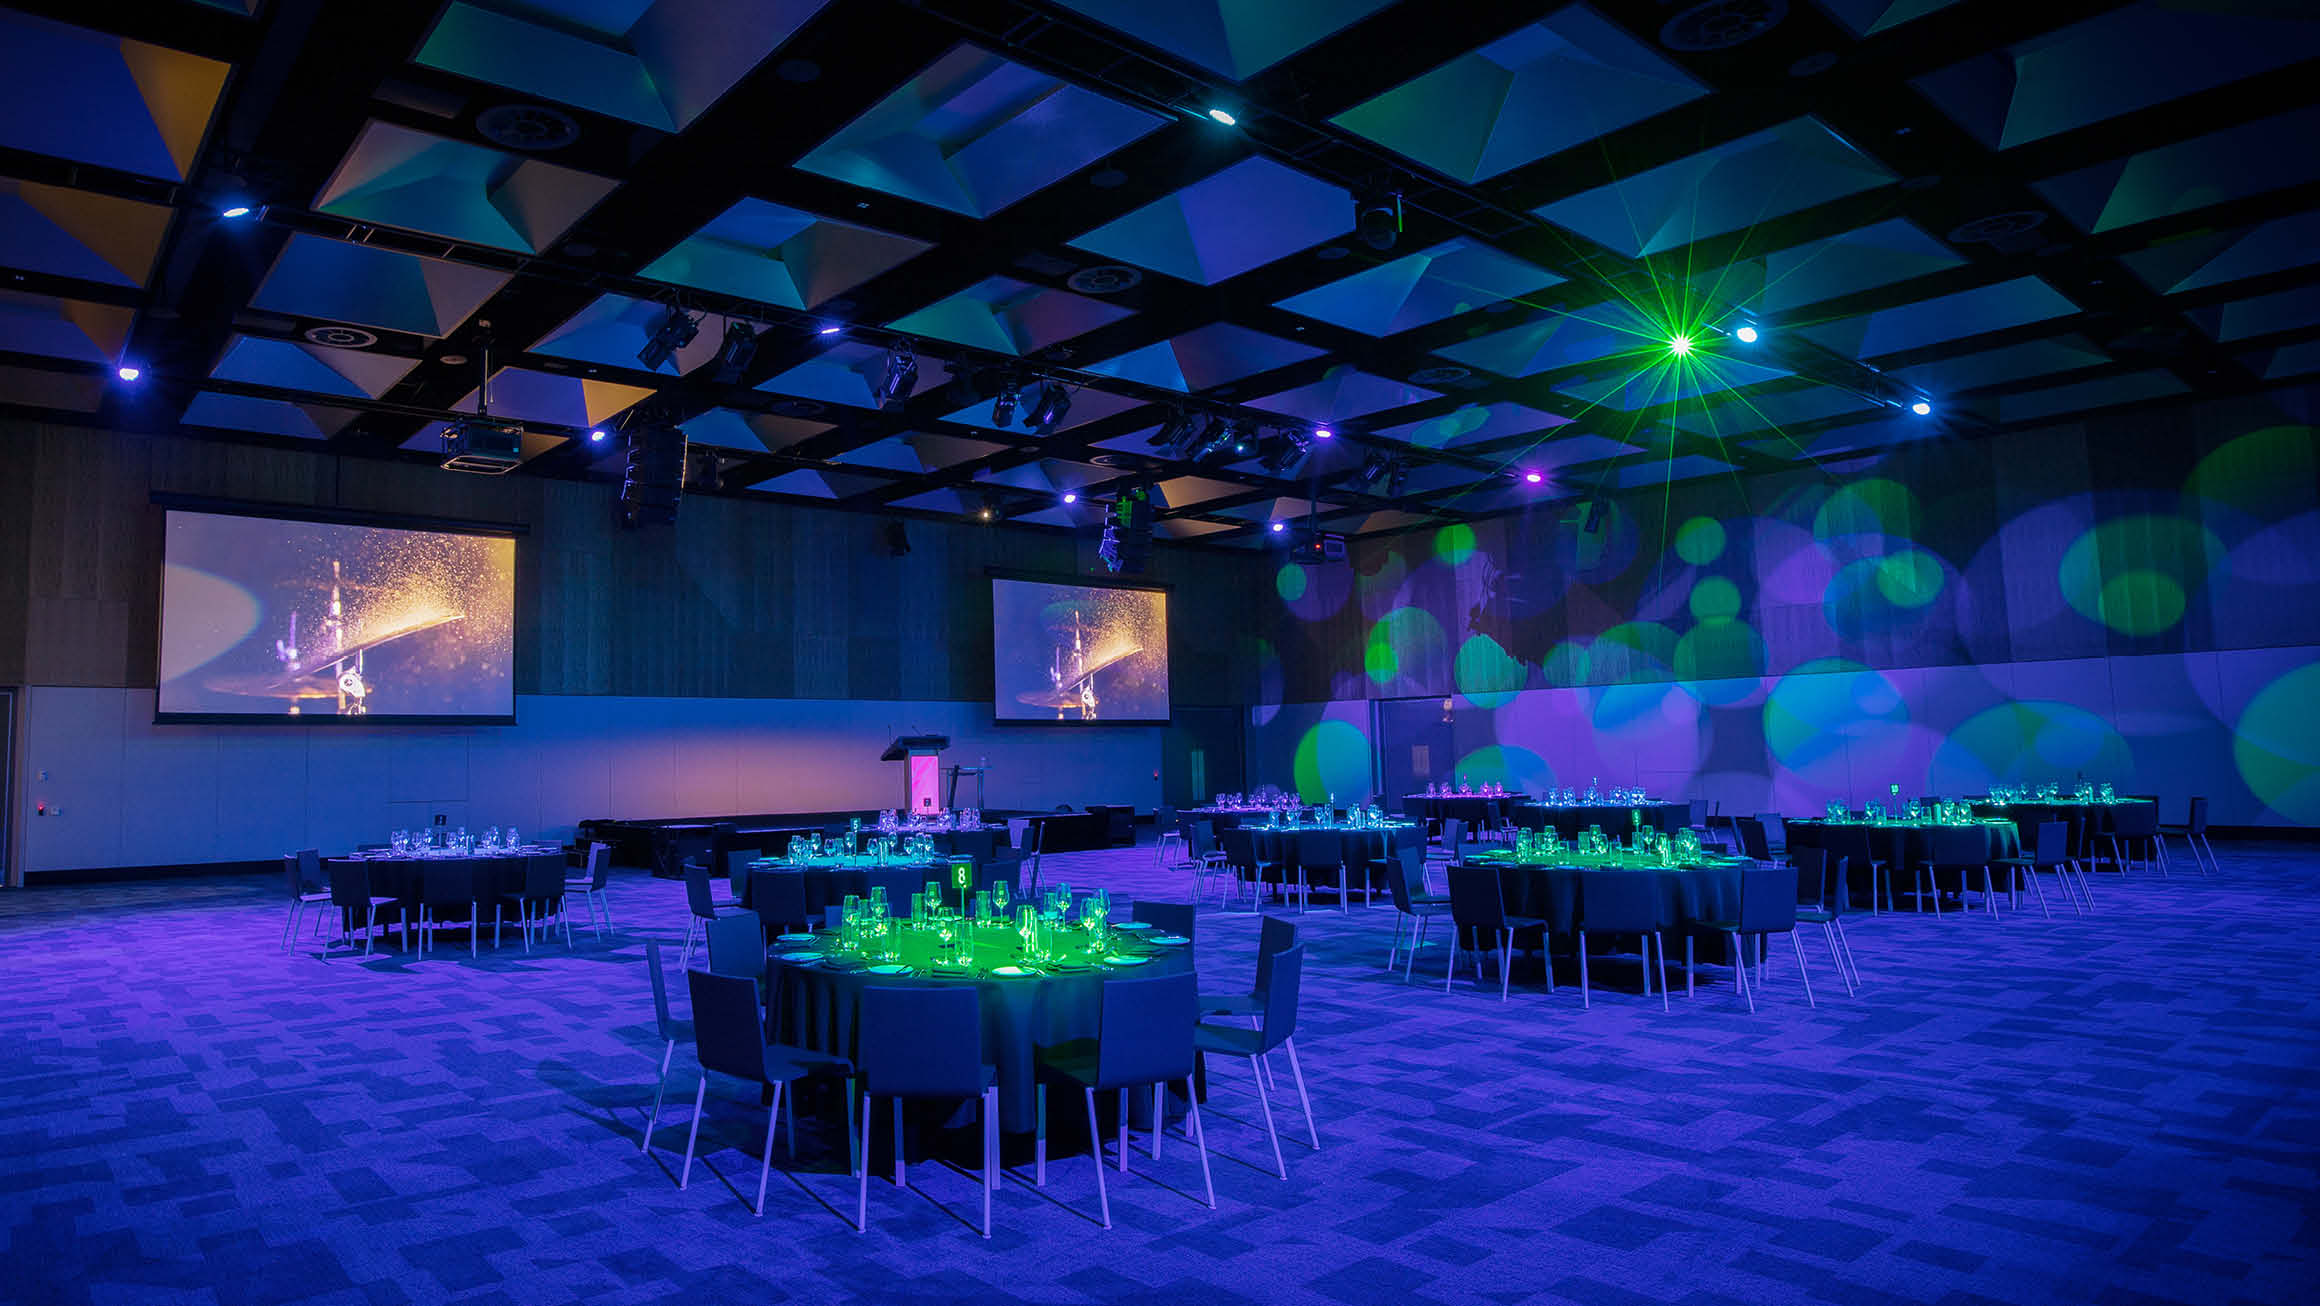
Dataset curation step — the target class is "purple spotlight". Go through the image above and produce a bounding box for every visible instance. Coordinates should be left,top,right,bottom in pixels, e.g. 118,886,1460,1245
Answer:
817,324,842,336
1269,521,1287,533
589,428,607,442
1313,427,1333,440
1523,470,1543,484
1062,492,1077,504
116,365,141,382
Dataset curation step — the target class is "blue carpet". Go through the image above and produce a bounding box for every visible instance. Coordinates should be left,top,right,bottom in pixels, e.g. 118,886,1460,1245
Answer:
2,841,2315,1306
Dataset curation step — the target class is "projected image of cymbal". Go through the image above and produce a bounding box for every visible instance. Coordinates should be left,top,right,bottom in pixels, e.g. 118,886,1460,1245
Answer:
198,676,344,701
202,613,466,697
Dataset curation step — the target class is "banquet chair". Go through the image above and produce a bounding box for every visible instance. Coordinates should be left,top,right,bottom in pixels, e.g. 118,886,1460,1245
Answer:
2159,797,2217,875
1445,864,1548,1000
1992,821,2085,918
1926,824,2002,919
1193,943,1317,1178
1736,817,1773,863
1021,819,1047,898
1753,813,1788,856
1384,845,1449,979
1218,827,1273,910
418,860,484,958
2098,803,2165,877
281,849,332,949
1790,848,1858,993
638,941,693,1156
1130,899,1196,941
1692,865,1812,1012
497,854,573,952
1431,818,1467,861
749,869,812,937
705,910,767,987
327,858,402,956
1820,825,1894,914
1575,873,1670,1011
1187,820,1233,905
1200,914,1299,1090
679,857,747,968
677,970,853,1217
1154,805,1187,871
856,986,998,1236
564,842,612,939
1035,970,1212,1228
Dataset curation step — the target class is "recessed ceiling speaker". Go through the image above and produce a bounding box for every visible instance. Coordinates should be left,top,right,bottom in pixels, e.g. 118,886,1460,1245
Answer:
476,104,580,152
1408,364,1472,386
1067,265,1143,295
769,399,826,418
1946,211,2048,245
1660,0,1788,51
303,325,377,348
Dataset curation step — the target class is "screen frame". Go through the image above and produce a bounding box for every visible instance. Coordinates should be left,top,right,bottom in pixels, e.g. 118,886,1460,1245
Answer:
150,494,526,726
986,568,1173,728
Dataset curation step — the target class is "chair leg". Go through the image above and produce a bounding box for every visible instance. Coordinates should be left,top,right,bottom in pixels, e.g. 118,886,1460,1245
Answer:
893,1097,906,1187
1117,1088,1128,1174
1497,930,1510,1002
1652,933,1669,1012
1408,916,1428,982
1151,1083,1163,1161
1035,1083,1047,1187
2022,863,2051,918
981,1085,995,1238
1385,915,1405,971
1790,932,1816,1007
855,1092,871,1232
643,1039,674,1152
679,916,697,969
1686,935,1695,998
679,1077,707,1190
282,899,300,950
756,1081,782,1216
1085,1086,1111,1228
1249,1053,1286,1179
1285,1038,1320,1151
1577,930,1590,1009
1186,1075,1214,1209
1734,938,1755,1012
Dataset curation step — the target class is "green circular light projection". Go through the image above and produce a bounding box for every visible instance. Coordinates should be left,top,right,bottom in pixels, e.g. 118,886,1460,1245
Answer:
2057,515,2221,635
1675,619,1765,688
1275,564,1307,602
1434,523,1478,565
1454,634,1526,707
1541,639,1590,687
1293,719,1372,803
1453,744,1552,793
1934,700,2131,790
1813,478,1918,540
2235,662,2320,823
1688,576,1742,622
1674,516,1726,564
2188,425,2317,519
1365,607,1447,687
1764,658,1907,772
1591,622,1678,683
1875,550,1944,608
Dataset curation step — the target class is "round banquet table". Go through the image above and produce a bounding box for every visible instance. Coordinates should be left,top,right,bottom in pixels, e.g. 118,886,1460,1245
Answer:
1784,818,2022,907
1246,824,1420,893
766,924,1195,1134
1180,807,1282,830
866,825,1008,862
1405,794,1515,827
331,848,566,904
1970,799,2149,857
739,857,952,921
1466,853,1750,933
1512,802,1688,838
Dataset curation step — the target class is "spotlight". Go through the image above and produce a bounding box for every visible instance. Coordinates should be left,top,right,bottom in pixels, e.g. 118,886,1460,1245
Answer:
1313,426,1333,440
1669,335,1693,357
116,364,141,382
874,342,918,408
817,324,843,336
1149,409,1198,452
1227,420,1252,456
1269,520,1287,533
1354,191,1403,252
1523,470,1543,484
1733,324,1759,344
1026,380,1072,431
589,428,608,442
1189,416,1233,461
976,492,1000,522
637,304,699,371
1386,459,1409,496
991,375,1021,427
1062,492,1078,505
712,320,758,383
1206,107,1237,126
1910,399,1933,416
219,205,252,219
1257,431,1305,474
1354,451,1390,489
979,506,994,521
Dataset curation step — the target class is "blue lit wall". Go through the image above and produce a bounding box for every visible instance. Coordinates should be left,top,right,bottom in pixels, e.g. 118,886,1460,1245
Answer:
1251,391,2320,826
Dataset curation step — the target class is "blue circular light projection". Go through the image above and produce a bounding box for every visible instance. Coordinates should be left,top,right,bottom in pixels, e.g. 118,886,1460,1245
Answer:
2236,662,2320,824
1293,719,1371,802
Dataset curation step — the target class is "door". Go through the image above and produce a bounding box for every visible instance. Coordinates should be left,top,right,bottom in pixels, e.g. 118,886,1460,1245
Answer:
1375,695,1455,817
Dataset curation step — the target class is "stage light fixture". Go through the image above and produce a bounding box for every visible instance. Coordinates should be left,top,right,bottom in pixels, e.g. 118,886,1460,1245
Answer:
712,320,758,382
817,324,843,336
220,205,252,219
1026,380,1072,431
116,365,140,382
1269,520,1287,533
1354,451,1389,489
1733,324,1759,344
1207,107,1237,126
1189,416,1233,461
1669,334,1693,356
1227,420,1253,456
1386,458,1409,496
1062,492,1078,505
1354,191,1403,252
1313,426,1333,440
874,342,918,408
991,375,1022,427
637,304,699,371
1523,470,1543,484
1910,399,1933,416
1149,409,1198,451
589,428,607,442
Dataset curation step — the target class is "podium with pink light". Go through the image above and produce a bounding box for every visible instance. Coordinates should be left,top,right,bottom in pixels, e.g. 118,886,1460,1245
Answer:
880,734,951,816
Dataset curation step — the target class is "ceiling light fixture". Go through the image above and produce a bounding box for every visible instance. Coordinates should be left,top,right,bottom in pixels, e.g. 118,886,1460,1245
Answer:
874,342,918,408
1206,107,1237,126
219,205,253,219
817,323,843,336
1354,191,1403,252
991,375,1021,427
1733,324,1759,344
712,319,758,382
1269,520,1287,533
1062,491,1077,505
1523,470,1543,484
116,364,141,382
589,428,608,442
1026,380,1072,431
1313,426,1333,440
1910,399,1933,416
1669,335,1693,356
637,304,699,371
1150,409,1199,452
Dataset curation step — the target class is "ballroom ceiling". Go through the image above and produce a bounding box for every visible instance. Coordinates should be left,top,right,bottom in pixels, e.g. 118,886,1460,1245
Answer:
2,0,2316,545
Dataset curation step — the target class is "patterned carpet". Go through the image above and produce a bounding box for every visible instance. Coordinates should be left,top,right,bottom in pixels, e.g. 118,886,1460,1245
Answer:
3,839,2316,1306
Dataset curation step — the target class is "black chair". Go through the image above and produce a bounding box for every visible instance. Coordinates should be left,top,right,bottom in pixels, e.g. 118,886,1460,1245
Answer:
856,986,999,1236
679,856,745,968
1193,943,1316,1178
1735,817,1772,862
1925,824,2000,919
1755,813,1787,855
418,860,484,958
2159,796,2217,874
1187,819,1233,904
1444,863,1548,1000
2100,803,2165,876
1790,847,1858,994
1575,873,1669,1011
749,870,811,937
1200,915,1297,1018
1218,827,1273,909
1035,971,1212,1228
1993,820,2087,917
1022,819,1047,898
1154,804,1186,872
1693,865,1813,1012
705,909,766,987
1820,824,1895,913
1432,817,1467,860
497,853,571,951
281,849,331,949
1130,899,1196,940
327,859,401,955
639,940,692,1155
678,970,852,1216
1385,845,1449,979
564,842,612,939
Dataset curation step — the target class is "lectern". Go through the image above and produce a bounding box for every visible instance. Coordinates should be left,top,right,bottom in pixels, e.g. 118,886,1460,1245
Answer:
880,734,951,815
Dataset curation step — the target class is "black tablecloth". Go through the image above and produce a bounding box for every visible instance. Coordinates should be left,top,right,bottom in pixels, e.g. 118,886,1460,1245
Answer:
768,947,1195,1133
739,861,950,922
1472,859,1748,933
327,850,567,927
1405,795,1516,826
1180,808,1274,830
1970,800,2149,857
1512,802,1689,838
1786,819,2022,867
1246,825,1419,892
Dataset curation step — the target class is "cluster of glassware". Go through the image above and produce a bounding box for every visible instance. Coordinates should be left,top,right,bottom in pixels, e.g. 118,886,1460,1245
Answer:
1424,778,1511,797
1533,779,1648,806
827,872,1119,972
784,830,941,864
388,826,521,856
1513,824,1702,865
1985,782,2114,805
1207,793,1300,812
1261,801,1391,829
873,808,984,832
